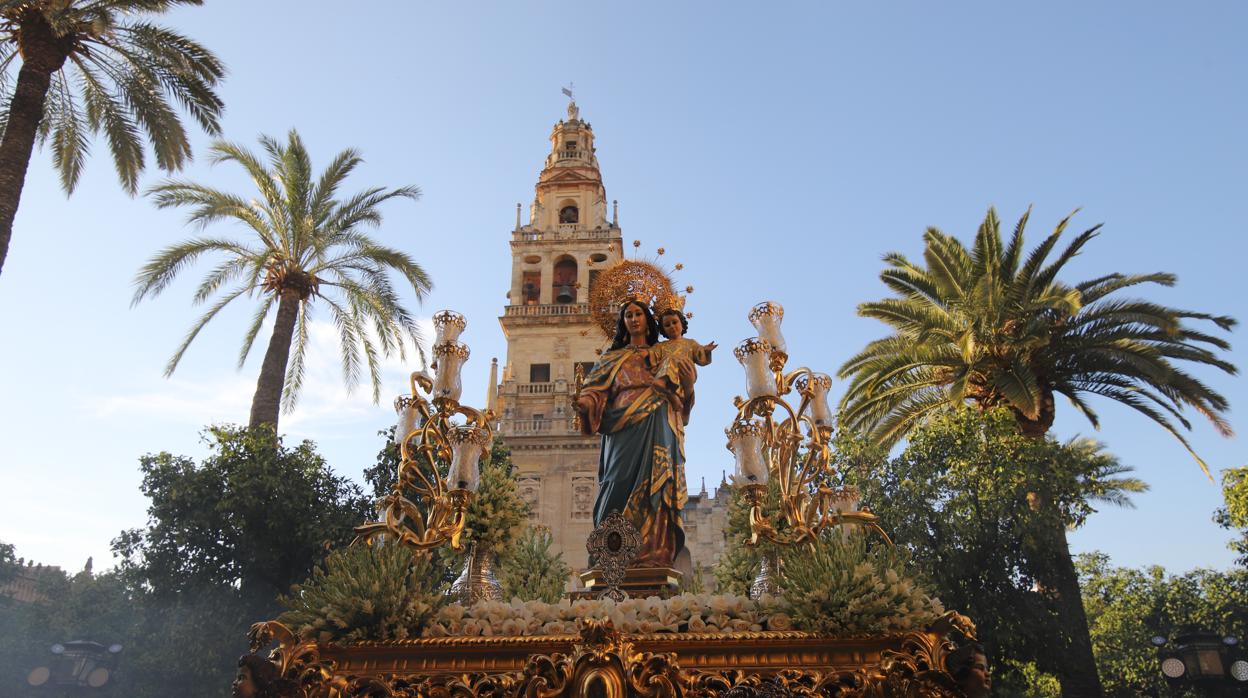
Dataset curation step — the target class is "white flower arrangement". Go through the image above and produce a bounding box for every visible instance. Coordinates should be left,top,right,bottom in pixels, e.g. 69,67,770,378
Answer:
415,537,941,641
422,594,787,638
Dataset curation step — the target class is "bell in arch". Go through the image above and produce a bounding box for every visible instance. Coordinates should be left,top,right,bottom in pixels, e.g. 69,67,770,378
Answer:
556,284,575,303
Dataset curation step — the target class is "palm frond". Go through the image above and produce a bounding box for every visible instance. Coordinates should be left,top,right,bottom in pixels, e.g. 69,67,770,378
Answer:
131,236,254,303
163,283,249,376
840,208,1237,476
235,295,274,369
281,303,311,413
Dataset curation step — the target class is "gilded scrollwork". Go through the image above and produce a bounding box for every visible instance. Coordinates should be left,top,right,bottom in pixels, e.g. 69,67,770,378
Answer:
241,614,976,698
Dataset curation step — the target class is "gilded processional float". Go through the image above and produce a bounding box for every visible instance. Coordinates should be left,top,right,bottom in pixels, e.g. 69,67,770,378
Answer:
239,254,983,698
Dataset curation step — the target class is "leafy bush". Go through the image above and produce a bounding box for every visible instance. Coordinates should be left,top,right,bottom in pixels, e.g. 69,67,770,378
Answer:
777,532,943,636
279,544,445,643
462,440,529,553
498,527,570,603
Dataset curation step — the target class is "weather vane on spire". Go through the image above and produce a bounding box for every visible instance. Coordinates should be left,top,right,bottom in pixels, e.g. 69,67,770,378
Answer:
562,83,579,120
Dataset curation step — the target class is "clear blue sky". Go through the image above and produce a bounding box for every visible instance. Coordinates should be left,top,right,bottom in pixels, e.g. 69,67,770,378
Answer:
1,1,1244,574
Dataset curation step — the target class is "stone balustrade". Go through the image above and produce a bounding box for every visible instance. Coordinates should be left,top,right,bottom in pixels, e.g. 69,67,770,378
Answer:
512,228,614,243
503,417,577,435
505,303,590,317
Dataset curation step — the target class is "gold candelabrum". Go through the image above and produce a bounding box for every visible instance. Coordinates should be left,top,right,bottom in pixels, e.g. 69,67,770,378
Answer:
727,302,892,553
354,310,494,553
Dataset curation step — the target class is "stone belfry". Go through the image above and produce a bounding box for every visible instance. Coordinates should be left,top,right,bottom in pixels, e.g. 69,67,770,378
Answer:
496,98,623,579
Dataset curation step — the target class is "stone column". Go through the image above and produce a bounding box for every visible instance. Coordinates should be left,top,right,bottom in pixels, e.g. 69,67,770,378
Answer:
540,255,554,305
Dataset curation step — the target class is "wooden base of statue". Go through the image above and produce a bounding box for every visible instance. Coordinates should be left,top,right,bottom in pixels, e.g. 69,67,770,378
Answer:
576,565,683,599
247,612,976,697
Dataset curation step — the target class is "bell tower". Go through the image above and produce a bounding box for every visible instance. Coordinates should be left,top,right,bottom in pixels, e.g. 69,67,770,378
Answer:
497,99,623,580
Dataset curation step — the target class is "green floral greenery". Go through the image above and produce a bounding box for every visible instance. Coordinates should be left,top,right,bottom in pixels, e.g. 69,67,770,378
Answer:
278,544,444,643
777,532,943,636
498,527,571,603
461,439,529,553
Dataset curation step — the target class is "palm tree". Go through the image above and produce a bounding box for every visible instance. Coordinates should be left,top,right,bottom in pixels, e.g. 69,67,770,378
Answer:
838,207,1236,697
132,130,431,432
0,0,224,279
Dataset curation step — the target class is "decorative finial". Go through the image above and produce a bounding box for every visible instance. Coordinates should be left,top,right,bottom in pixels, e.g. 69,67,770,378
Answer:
562,83,579,121
514,203,521,230
612,200,618,226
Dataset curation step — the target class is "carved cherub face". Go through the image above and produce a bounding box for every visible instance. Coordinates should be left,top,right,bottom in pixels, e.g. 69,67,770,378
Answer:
958,652,991,698
660,311,685,340
232,666,256,698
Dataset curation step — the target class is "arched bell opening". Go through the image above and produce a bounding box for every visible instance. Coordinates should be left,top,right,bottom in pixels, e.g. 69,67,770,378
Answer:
553,256,578,304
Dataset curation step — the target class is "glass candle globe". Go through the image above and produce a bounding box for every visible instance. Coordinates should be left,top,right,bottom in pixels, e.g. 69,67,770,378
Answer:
447,425,489,492
735,338,777,399
432,309,467,345
748,301,786,355
727,419,768,484
432,341,470,402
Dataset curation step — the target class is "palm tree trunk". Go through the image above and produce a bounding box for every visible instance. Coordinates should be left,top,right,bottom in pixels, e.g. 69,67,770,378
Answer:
248,292,300,431
1022,388,1105,697
0,14,70,278
1031,494,1104,697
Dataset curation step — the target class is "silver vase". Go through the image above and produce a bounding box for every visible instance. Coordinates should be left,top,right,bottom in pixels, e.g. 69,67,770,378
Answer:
749,549,781,600
448,543,503,604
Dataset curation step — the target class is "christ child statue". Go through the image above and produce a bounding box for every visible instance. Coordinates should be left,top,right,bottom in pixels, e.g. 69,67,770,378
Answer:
653,308,716,425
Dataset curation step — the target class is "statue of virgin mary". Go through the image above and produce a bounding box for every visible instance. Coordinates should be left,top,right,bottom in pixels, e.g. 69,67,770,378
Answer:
573,299,690,568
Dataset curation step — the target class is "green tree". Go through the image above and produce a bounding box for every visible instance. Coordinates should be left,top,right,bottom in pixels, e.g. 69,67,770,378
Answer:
1078,553,1248,696
1216,466,1248,567
856,408,1146,696
112,425,371,604
498,527,571,603
0,0,224,279
0,540,15,587
132,130,431,431
838,208,1235,697
0,550,252,698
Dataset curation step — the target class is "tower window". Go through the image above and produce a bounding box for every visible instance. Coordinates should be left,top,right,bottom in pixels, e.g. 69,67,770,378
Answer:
521,271,541,305
529,363,550,383
565,140,577,150
559,206,579,224
553,257,578,304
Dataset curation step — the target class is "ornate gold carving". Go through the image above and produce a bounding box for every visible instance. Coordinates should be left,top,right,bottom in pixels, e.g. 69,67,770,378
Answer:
507,619,683,698
729,306,894,557
243,614,977,697
353,370,494,553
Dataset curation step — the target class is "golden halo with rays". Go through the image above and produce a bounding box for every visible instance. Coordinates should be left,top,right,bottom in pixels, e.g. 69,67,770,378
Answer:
588,258,679,338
